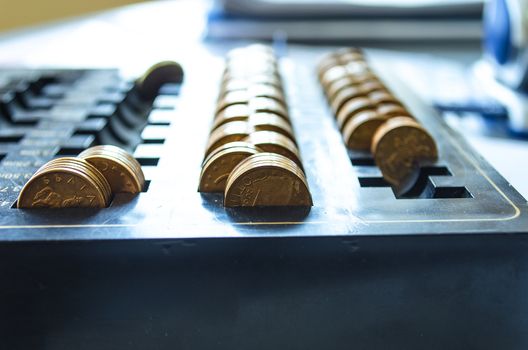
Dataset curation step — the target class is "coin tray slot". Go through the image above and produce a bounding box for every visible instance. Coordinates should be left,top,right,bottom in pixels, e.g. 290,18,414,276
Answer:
398,166,451,198
350,156,376,166
147,121,171,126
136,157,159,166
0,135,23,143
358,177,390,187
140,125,168,145
142,180,151,192
147,109,174,126
396,166,472,199
141,139,165,144
433,186,472,199
56,148,82,156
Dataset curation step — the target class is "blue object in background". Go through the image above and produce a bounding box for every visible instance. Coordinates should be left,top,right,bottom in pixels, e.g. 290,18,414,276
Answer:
484,0,512,65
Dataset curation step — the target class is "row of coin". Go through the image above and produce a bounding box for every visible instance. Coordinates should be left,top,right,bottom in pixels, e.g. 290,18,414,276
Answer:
199,45,312,207
317,48,439,195
17,145,145,208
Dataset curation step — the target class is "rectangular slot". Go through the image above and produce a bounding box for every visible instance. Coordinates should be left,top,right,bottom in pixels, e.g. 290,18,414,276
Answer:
141,125,169,145
141,139,165,144
358,177,390,187
147,121,171,126
136,157,159,166
0,135,23,143
142,180,151,192
420,166,452,176
56,148,82,156
350,157,376,166
433,187,473,199
395,166,471,200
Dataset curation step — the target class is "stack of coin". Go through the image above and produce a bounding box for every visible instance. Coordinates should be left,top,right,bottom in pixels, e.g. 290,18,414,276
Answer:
79,145,145,194
17,145,145,209
136,60,184,101
199,141,261,193
17,157,112,209
224,153,312,207
318,48,438,194
199,45,311,207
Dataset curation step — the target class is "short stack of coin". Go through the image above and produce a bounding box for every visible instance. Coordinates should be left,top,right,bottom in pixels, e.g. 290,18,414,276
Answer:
199,45,312,207
18,145,145,209
78,145,145,194
318,48,438,195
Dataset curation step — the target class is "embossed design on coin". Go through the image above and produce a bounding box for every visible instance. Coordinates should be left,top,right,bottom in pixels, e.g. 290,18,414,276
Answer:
224,153,312,207
342,110,388,151
199,143,260,192
79,145,145,194
336,97,375,130
372,117,438,195
18,167,108,209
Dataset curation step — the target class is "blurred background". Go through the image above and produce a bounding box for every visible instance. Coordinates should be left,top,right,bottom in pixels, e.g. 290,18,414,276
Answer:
0,0,140,32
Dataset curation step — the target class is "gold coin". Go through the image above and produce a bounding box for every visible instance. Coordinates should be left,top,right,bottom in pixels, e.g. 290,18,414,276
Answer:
213,104,250,130
80,145,145,188
224,153,312,207
220,79,250,95
377,103,413,119
361,80,386,94
342,110,388,151
322,65,374,91
216,90,249,113
227,153,305,192
39,157,113,204
222,74,282,91
317,48,364,79
219,83,285,105
335,47,363,57
336,97,375,130
369,91,400,105
320,66,348,89
18,158,110,208
343,61,370,75
199,144,261,193
248,113,295,142
224,65,278,79
136,61,184,100
222,68,280,84
247,85,285,105
325,74,377,100
243,130,302,169
317,54,340,80
248,97,289,120
202,141,261,166
371,116,438,195
205,121,250,158
330,85,368,115
79,147,144,194
338,51,365,64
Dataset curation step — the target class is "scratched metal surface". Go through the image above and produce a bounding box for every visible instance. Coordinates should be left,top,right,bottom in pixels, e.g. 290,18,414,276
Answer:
0,47,527,241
